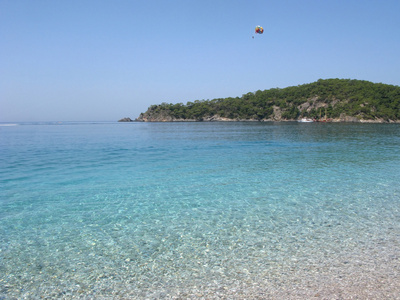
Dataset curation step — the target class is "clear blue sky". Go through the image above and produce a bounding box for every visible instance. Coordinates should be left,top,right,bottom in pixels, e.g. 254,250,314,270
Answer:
1,0,400,122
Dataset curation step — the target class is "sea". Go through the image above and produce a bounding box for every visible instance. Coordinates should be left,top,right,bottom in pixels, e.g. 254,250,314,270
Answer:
1,121,399,299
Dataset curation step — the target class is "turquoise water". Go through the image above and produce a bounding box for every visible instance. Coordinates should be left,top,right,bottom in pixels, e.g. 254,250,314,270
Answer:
1,122,399,298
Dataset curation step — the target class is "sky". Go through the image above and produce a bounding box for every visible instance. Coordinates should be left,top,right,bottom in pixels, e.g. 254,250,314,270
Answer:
1,0,400,122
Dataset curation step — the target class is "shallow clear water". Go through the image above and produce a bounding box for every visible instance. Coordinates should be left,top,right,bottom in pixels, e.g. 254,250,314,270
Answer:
1,122,399,298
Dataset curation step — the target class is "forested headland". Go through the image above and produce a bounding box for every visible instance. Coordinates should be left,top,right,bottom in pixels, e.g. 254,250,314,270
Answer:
131,79,400,123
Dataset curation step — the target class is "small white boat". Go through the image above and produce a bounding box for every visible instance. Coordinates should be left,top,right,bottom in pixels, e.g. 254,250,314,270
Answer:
298,118,314,123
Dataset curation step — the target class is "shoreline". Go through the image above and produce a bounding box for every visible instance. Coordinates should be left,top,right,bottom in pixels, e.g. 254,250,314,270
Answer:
122,118,400,123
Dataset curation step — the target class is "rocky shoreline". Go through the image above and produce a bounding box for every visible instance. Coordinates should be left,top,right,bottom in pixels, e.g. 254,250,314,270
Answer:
120,115,399,123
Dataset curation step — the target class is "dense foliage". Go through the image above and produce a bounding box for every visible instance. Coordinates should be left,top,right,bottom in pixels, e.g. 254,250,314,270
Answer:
139,79,400,121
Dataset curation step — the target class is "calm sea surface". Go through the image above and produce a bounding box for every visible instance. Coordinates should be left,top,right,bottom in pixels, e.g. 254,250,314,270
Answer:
1,122,399,298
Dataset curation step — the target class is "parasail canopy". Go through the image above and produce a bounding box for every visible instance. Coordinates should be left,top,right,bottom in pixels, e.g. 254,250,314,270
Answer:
255,25,264,34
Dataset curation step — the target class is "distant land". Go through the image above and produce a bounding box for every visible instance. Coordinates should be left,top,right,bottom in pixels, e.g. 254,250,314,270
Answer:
119,79,400,123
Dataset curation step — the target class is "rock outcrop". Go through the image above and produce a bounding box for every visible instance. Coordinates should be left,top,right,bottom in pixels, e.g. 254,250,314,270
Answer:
118,117,134,122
